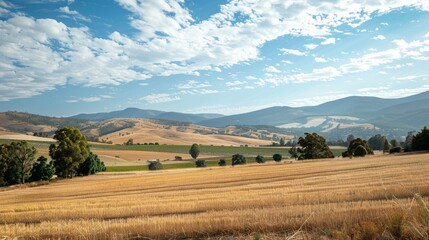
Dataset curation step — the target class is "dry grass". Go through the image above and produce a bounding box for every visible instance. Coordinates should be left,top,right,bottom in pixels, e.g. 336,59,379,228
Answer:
1,153,429,239
36,148,217,166
101,119,272,146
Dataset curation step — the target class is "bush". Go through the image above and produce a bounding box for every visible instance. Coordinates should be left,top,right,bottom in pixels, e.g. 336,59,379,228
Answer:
30,156,55,182
77,153,106,176
273,153,282,162
389,146,403,154
174,156,183,161
255,155,265,164
148,160,163,170
353,145,368,157
232,154,246,166
195,159,206,168
218,159,227,166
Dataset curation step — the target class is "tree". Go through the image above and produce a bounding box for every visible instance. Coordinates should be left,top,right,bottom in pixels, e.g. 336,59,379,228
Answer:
279,138,285,146
189,144,200,160
49,127,90,178
232,154,246,166
148,160,163,170
0,141,36,184
0,144,10,186
389,147,403,154
218,159,227,166
30,156,55,182
195,159,206,167
390,139,398,148
288,147,299,160
368,134,386,151
347,134,355,145
297,133,334,160
344,138,373,157
255,155,265,164
412,126,429,151
383,139,390,153
77,152,106,176
124,138,134,145
404,131,415,152
353,145,367,157
273,154,282,163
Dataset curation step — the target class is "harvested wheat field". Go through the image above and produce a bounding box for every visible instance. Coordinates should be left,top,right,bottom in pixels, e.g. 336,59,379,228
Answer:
1,153,429,239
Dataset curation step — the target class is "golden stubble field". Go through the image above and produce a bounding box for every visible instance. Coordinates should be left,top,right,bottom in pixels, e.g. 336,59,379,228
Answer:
1,153,429,239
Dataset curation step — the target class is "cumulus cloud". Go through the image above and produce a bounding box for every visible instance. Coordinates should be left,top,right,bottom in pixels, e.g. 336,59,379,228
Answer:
140,93,180,104
280,48,307,56
257,38,429,86
314,57,328,63
320,38,336,45
177,80,211,89
304,44,318,50
2,0,429,101
264,66,281,73
226,80,247,87
59,6,90,22
372,35,386,40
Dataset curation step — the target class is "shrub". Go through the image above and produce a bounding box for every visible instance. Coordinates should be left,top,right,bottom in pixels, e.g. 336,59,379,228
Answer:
232,154,246,166
77,153,106,176
30,156,55,182
389,146,403,154
148,160,163,170
174,156,183,161
218,159,227,166
273,153,282,162
353,145,368,157
195,159,206,168
255,155,265,164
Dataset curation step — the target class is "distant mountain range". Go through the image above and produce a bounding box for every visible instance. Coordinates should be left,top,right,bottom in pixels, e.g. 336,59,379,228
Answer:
1,91,428,140
201,91,429,138
71,108,224,123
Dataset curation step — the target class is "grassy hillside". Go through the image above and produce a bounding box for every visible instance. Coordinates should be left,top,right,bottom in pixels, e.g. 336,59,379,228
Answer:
1,153,428,239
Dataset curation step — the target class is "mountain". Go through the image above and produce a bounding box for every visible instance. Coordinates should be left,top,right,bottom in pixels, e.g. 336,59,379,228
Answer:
198,91,429,138
199,106,314,127
70,108,224,123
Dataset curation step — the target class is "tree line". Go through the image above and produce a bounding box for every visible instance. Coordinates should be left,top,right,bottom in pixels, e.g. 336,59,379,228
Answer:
0,127,106,187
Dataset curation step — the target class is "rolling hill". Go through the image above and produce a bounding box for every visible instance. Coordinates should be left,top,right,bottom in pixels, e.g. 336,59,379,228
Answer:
71,107,224,123
198,91,429,138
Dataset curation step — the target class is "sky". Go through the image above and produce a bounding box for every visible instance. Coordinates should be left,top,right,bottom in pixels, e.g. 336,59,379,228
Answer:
0,0,429,117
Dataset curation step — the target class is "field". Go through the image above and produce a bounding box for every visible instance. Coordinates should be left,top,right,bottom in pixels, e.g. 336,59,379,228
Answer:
1,153,429,239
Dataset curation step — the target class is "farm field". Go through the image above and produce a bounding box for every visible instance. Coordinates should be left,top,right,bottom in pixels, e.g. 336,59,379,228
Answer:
1,153,428,239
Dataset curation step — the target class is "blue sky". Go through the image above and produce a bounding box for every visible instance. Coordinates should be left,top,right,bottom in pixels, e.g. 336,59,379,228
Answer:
0,0,429,117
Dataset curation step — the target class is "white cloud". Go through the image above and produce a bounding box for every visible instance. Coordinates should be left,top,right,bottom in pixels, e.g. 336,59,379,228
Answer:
396,74,428,81
372,35,386,40
304,44,318,50
264,66,281,73
180,89,219,95
66,96,102,103
177,80,211,89
226,80,246,87
245,76,258,80
59,6,90,22
281,60,293,64
425,32,429,38
279,48,307,56
381,22,389,26
2,0,429,101
314,57,328,63
140,93,180,104
257,38,429,86
320,38,336,45
358,85,429,99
